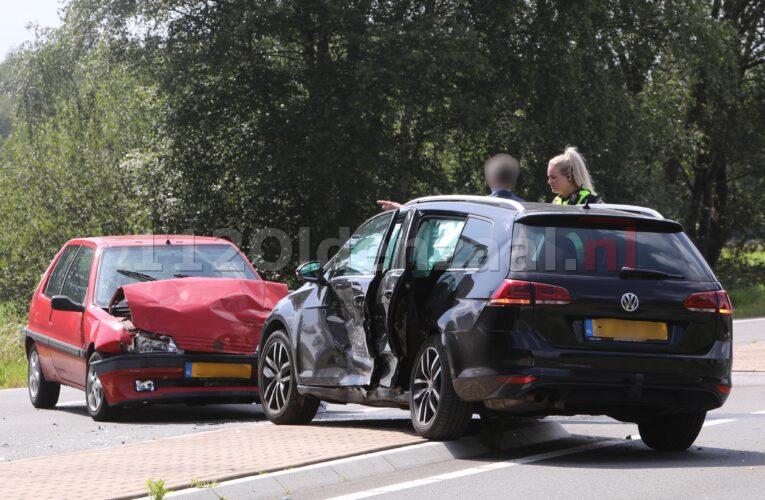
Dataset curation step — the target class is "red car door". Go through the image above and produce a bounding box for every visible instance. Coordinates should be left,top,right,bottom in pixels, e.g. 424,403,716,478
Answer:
28,244,81,383
49,245,95,387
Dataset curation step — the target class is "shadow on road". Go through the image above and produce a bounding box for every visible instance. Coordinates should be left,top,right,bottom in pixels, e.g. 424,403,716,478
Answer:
53,402,264,425
474,434,765,470
540,438,765,469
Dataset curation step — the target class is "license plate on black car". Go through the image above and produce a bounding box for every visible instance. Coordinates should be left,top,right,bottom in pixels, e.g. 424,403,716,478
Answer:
585,318,668,342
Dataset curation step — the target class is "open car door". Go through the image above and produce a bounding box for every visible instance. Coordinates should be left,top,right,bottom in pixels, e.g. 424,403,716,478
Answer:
300,210,400,386
374,209,421,387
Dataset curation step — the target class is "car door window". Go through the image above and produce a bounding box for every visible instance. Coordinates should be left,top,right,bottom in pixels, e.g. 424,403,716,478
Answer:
413,217,466,276
382,221,403,271
450,217,493,269
60,246,94,304
329,212,394,278
44,245,80,297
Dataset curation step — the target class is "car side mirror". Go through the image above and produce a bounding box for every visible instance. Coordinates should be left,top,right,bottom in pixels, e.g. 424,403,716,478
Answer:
51,295,85,313
297,261,326,285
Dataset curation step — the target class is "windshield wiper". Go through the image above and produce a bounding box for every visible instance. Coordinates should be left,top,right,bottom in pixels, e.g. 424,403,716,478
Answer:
117,269,157,282
619,267,683,280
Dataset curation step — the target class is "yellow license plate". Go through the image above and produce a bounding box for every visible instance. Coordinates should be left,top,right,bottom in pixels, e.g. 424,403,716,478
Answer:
185,362,252,379
585,318,668,342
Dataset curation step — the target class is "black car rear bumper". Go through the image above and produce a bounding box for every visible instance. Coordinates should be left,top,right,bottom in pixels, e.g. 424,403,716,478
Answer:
443,329,731,414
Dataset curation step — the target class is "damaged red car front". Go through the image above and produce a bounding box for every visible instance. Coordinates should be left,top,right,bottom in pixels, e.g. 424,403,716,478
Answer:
24,235,287,421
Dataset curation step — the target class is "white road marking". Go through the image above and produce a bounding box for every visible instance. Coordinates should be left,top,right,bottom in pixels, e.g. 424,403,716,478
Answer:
751,410,765,415
702,418,737,427
328,439,626,500
732,317,765,324
56,400,85,407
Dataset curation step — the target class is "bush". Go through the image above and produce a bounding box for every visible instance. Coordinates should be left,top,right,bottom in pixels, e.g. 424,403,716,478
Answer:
728,285,765,319
0,303,26,388
716,256,765,290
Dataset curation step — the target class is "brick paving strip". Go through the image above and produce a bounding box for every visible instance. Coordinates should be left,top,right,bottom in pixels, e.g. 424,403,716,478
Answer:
0,421,424,500
733,341,765,372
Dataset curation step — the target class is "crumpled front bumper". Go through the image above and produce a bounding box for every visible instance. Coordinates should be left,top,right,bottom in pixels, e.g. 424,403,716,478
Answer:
92,353,259,406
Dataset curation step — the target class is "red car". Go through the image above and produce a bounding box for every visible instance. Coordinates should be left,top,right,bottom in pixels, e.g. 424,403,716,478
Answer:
24,235,287,420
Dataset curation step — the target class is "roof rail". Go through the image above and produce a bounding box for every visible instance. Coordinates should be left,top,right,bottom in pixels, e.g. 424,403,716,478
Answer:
404,195,525,212
592,203,664,219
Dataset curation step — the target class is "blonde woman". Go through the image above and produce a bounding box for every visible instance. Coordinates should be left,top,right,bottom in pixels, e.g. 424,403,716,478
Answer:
547,147,601,205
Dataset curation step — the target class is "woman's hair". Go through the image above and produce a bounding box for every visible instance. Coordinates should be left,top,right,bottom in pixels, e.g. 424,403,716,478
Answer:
549,146,594,193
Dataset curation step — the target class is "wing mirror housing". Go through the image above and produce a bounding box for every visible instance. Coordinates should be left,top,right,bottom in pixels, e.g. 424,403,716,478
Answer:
297,261,326,285
51,295,85,313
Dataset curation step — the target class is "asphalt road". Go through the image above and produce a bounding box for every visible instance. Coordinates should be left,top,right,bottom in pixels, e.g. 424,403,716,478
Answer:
731,317,764,345
301,372,765,500
1,317,762,497
0,387,408,462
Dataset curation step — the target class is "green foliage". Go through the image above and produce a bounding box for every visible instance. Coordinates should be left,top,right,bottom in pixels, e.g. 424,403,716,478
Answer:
0,0,764,303
0,55,17,146
145,479,169,500
728,285,765,319
0,22,165,306
0,304,26,388
189,478,218,489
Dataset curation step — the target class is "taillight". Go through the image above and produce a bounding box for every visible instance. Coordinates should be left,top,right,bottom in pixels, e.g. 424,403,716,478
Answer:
715,384,732,394
496,375,537,384
683,290,733,315
489,280,532,305
489,280,571,306
717,291,733,315
534,283,572,305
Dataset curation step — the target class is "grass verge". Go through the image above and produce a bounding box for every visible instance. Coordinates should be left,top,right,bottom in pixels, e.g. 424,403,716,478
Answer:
729,285,765,319
0,304,26,388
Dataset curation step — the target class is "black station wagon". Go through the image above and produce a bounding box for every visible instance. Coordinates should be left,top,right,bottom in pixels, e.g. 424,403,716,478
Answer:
257,196,733,450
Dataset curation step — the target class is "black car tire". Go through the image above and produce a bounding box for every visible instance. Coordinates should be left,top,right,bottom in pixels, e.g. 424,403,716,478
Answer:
258,330,319,424
28,344,60,409
638,410,707,451
409,334,472,440
86,352,119,421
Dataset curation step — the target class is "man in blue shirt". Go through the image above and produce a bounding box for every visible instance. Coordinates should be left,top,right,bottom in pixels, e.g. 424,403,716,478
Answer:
484,153,523,202
377,152,523,211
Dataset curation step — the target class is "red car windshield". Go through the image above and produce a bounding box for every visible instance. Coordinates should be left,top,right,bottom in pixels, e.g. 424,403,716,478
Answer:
94,244,258,307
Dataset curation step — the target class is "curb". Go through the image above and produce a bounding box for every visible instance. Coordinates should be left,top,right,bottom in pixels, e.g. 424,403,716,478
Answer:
163,419,569,500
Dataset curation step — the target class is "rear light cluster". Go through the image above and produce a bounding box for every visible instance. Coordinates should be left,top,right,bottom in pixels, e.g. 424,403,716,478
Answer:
683,290,733,315
489,280,571,306
496,375,537,385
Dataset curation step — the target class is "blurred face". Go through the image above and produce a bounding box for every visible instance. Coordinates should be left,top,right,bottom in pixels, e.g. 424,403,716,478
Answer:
547,162,576,197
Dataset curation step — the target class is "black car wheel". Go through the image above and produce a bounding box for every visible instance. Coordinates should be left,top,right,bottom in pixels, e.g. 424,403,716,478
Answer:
86,352,119,421
28,344,60,408
638,410,707,451
258,330,319,424
409,334,472,440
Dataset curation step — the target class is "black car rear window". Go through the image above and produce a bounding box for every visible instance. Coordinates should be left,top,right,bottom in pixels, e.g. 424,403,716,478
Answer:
511,223,714,281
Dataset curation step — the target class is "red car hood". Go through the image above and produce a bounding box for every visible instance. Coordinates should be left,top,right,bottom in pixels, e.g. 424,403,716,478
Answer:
116,278,288,354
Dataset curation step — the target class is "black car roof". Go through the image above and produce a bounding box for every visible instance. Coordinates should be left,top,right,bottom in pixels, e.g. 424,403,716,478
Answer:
403,195,667,222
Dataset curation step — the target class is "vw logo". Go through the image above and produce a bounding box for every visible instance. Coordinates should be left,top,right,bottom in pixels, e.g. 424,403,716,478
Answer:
621,293,639,312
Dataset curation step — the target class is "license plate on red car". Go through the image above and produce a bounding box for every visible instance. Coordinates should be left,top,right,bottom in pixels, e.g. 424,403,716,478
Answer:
184,362,252,379
585,318,668,342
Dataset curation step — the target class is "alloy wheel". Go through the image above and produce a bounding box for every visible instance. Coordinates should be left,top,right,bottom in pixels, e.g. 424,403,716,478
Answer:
28,350,41,398
262,338,291,413
87,364,104,412
412,346,442,426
